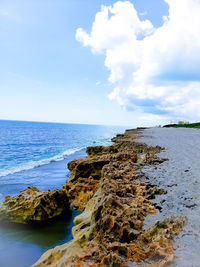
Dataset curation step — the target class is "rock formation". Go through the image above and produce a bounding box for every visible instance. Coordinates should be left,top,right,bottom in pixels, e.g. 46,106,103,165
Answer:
0,186,69,224
32,129,187,266
0,129,187,265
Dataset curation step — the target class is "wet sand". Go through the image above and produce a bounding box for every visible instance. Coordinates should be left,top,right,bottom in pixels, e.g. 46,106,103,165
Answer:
138,128,200,266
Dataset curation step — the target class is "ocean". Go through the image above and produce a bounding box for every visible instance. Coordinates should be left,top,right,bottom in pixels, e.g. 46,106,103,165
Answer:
0,120,126,267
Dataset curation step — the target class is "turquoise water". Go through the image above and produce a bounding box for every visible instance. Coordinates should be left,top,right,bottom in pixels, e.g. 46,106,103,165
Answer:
0,120,126,267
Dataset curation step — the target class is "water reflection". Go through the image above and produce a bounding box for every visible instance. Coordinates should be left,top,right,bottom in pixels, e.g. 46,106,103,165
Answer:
0,210,80,267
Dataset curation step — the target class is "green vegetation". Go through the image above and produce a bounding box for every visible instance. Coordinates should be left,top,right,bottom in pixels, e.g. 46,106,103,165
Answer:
163,122,200,128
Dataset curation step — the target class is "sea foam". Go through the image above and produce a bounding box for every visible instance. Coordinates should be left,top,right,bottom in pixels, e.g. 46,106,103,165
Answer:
0,147,83,178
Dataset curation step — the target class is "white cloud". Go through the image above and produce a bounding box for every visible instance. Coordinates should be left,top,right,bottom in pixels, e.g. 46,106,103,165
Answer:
96,81,101,86
139,11,147,16
76,0,200,123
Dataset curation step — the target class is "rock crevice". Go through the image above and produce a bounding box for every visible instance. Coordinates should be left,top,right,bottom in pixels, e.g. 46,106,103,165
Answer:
31,129,187,267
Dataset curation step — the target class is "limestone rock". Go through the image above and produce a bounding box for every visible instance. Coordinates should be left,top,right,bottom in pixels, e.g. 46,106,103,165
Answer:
64,136,161,211
32,189,101,267
32,129,187,266
0,186,69,224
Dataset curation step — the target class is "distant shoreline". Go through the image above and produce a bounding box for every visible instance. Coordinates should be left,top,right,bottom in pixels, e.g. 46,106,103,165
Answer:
163,122,200,128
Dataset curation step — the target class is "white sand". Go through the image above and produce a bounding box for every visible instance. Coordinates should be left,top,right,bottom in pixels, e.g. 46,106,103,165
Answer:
138,128,200,267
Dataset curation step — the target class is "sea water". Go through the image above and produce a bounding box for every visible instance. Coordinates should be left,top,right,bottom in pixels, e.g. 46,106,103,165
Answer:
0,120,126,267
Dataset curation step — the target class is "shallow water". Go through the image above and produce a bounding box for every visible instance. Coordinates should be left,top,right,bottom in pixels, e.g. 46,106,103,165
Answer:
0,210,80,267
0,121,126,267
139,128,200,266
0,151,83,267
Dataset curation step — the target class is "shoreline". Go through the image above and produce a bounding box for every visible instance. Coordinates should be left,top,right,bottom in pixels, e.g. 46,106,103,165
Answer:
1,128,195,266
137,127,200,266
28,128,186,266
0,123,125,267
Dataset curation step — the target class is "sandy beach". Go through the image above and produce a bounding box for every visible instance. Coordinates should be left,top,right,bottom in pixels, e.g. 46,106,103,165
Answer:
30,128,187,266
139,128,200,266
1,127,199,266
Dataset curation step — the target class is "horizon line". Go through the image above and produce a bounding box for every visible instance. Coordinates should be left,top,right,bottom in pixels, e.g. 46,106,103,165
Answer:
0,118,130,128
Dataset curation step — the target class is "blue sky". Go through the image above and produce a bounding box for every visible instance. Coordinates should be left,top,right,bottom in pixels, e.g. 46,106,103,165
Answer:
1,0,199,126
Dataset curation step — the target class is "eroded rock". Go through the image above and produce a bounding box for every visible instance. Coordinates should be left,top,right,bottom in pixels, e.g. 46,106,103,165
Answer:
0,186,69,224
63,131,162,211
0,128,186,265
33,129,187,266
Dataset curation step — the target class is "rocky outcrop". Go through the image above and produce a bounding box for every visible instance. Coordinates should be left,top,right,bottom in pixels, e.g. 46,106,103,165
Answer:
0,129,163,225
63,153,110,210
0,186,69,224
33,129,187,267
62,129,164,212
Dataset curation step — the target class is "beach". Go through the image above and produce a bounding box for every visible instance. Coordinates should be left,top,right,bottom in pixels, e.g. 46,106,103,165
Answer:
1,0,199,265
139,128,200,266
1,126,200,266
31,128,188,266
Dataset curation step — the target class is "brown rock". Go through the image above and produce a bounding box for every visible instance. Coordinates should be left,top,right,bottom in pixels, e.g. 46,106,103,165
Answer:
0,186,69,224
30,129,186,266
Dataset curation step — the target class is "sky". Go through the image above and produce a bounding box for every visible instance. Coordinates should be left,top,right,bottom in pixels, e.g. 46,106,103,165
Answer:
0,0,199,127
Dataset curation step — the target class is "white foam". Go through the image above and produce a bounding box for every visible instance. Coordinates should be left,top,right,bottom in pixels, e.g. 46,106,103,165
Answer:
0,147,83,178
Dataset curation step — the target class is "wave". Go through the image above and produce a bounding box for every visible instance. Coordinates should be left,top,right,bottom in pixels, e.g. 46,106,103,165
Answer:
0,147,84,178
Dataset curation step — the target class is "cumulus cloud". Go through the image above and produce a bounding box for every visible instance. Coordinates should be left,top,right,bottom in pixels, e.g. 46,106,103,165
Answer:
96,81,101,86
139,11,147,16
76,0,200,122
